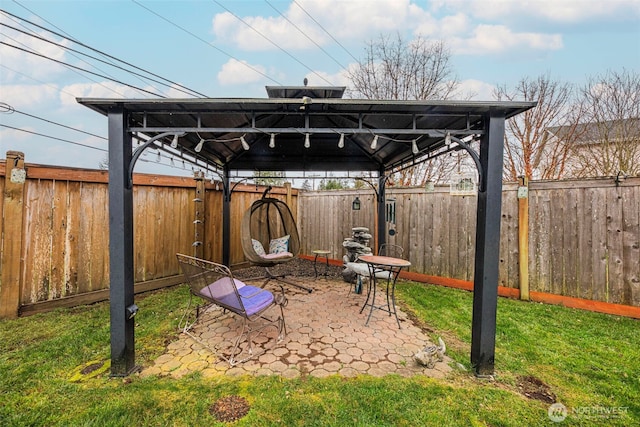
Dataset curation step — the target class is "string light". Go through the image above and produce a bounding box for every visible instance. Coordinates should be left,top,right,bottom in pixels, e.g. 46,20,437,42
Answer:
338,134,345,148
412,139,419,154
240,135,250,150
194,138,205,152
170,134,179,148
445,132,451,146
370,135,378,150
304,133,310,148
269,133,276,148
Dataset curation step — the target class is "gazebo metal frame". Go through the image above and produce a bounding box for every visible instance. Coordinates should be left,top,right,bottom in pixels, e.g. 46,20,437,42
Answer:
78,86,535,378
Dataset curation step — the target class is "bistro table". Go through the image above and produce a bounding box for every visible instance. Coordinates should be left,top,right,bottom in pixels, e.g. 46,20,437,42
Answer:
357,255,411,328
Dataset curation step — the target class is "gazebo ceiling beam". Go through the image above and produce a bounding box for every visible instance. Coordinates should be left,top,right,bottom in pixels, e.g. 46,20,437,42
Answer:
129,127,483,136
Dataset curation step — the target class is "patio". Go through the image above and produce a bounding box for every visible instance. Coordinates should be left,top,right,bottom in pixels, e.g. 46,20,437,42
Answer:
141,271,452,379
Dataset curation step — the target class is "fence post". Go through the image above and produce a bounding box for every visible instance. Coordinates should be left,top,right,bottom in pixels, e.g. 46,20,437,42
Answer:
517,176,530,301
284,182,292,208
193,171,205,259
1,151,26,318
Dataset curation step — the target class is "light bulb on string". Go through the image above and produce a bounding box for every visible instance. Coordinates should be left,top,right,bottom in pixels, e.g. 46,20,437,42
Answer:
338,134,345,148
304,133,310,148
195,138,205,152
269,134,276,148
370,135,378,150
240,136,250,150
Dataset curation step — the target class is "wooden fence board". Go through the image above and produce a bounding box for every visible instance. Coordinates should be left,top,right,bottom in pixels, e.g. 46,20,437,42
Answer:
591,188,608,302
621,185,640,305
563,188,578,298
576,188,594,300
22,180,54,303
607,187,625,304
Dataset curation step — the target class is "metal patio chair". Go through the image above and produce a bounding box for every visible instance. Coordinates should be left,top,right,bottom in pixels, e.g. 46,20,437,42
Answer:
176,253,287,366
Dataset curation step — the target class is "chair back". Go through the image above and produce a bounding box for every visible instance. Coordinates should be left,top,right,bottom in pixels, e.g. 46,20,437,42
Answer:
176,254,246,315
378,243,404,258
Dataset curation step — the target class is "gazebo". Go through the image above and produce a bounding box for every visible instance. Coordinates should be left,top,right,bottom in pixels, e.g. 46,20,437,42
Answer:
78,86,535,377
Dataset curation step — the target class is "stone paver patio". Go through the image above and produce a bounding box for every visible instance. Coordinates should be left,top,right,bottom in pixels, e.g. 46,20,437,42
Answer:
141,276,452,379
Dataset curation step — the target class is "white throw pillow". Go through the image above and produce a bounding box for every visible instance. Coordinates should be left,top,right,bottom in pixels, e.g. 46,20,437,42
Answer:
269,235,290,254
251,239,266,256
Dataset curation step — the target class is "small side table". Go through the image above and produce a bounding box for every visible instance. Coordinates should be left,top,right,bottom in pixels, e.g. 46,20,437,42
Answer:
312,250,331,280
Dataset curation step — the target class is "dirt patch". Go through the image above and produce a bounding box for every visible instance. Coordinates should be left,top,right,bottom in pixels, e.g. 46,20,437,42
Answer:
517,375,556,404
80,361,104,375
234,258,345,281
210,395,250,422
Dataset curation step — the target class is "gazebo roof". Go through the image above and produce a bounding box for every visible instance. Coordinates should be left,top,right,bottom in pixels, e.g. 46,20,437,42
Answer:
77,92,534,174
78,87,536,378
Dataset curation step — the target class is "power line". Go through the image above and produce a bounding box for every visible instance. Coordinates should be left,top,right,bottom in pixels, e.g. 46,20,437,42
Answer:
131,0,283,86
263,0,346,70
0,63,88,99
11,108,107,140
2,8,208,98
1,41,167,97
291,0,360,63
1,21,202,98
212,0,335,86
0,30,130,98
0,123,108,152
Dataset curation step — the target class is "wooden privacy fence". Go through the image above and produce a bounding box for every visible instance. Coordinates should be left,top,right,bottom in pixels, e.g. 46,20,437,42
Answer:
298,177,640,308
0,152,297,318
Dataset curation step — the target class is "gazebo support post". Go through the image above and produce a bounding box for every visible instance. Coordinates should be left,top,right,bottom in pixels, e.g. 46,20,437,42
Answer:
377,170,387,252
222,166,231,266
108,106,137,376
470,110,506,376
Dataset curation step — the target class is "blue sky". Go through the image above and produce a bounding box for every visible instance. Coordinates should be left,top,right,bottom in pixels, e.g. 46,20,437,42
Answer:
1,0,639,175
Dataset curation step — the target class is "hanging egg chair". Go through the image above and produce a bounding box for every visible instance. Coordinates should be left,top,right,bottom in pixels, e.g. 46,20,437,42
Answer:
241,188,311,292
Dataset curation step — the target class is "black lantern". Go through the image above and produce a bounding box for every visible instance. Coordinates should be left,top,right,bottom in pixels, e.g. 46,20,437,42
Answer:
352,196,361,210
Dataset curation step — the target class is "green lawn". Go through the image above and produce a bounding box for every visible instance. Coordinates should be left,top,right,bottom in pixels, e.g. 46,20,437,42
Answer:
0,283,637,426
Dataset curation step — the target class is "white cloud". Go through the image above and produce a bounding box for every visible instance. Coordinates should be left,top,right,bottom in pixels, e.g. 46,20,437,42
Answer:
454,79,497,100
60,81,159,106
0,16,70,82
1,84,59,109
302,68,351,88
217,59,267,85
212,0,427,51
450,25,563,55
432,0,640,23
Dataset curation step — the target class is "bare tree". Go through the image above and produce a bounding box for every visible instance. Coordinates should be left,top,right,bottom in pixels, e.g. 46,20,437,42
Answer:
572,69,640,177
348,33,458,100
347,33,459,184
494,75,581,181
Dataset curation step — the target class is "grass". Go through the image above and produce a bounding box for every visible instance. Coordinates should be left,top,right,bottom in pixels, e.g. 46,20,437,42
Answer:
0,282,638,426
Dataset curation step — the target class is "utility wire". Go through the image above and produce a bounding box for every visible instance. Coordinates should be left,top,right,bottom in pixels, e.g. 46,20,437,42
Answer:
1,21,201,98
0,30,130,98
212,0,335,86
131,0,283,86
263,0,346,70
0,124,108,152
291,0,360,63
2,8,208,98
0,15,155,99
10,108,107,140
1,41,167,97
9,0,190,98
0,63,89,99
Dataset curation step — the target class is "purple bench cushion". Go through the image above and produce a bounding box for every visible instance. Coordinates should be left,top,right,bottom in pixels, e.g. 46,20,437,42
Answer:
199,280,274,317
237,285,275,316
